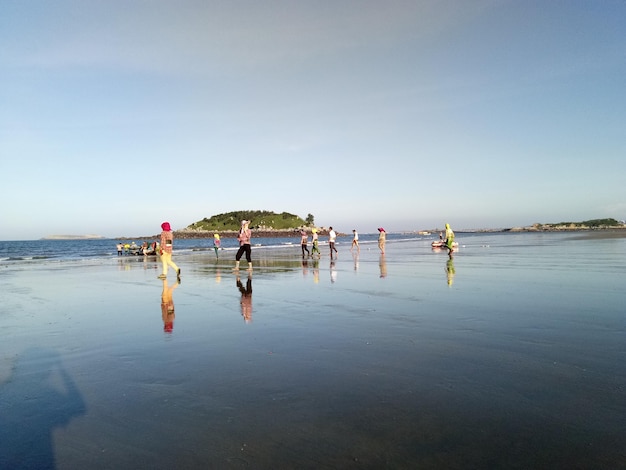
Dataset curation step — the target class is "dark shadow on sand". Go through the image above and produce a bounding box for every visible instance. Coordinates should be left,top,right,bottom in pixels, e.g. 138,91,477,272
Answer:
0,347,86,470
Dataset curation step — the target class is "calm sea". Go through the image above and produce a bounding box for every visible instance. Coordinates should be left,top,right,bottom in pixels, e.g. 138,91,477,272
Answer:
0,232,427,265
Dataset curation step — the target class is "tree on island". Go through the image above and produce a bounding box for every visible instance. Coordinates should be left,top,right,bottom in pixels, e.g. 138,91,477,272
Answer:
186,210,311,232
532,218,623,230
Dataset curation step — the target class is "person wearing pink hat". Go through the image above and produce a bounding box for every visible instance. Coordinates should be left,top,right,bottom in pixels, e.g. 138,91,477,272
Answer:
377,227,386,254
158,221,181,280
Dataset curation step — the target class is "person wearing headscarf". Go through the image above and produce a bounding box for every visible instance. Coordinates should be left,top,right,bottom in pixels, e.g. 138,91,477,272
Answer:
159,221,180,280
445,223,455,257
311,228,320,257
378,227,386,254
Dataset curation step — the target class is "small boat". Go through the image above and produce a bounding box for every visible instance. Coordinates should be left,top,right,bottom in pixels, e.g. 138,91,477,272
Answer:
431,240,458,250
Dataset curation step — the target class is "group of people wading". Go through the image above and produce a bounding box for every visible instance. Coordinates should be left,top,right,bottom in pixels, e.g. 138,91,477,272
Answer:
155,220,457,281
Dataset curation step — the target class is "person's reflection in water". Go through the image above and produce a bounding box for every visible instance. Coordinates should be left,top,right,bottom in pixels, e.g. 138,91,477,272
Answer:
161,278,179,333
352,251,359,272
302,258,309,278
330,259,337,283
0,347,86,470
312,258,320,284
237,273,253,323
446,258,456,286
379,254,387,278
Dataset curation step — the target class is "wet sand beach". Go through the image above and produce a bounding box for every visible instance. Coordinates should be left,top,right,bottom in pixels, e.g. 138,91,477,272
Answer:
1,233,625,469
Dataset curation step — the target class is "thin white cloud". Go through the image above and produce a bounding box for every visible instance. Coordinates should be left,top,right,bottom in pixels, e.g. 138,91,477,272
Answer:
3,0,490,73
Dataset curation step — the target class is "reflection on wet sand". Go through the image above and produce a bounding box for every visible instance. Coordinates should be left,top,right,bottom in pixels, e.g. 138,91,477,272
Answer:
301,258,308,278
237,274,253,323
161,279,179,333
352,252,359,271
446,258,456,286
312,259,320,283
0,348,85,469
379,254,387,278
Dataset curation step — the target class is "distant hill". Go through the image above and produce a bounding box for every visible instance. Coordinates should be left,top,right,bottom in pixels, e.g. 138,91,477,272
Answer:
507,218,625,232
555,218,622,227
186,210,309,232
532,218,623,229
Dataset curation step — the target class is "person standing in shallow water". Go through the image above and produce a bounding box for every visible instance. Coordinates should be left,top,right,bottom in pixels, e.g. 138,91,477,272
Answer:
213,233,221,258
351,229,359,251
378,227,386,254
159,222,180,280
311,228,320,258
300,230,310,258
445,223,455,258
234,220,252,271
328,226,338,258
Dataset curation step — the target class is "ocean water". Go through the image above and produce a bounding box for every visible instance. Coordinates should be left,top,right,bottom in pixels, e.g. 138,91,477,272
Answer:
0,232,416,264
0,231,624,469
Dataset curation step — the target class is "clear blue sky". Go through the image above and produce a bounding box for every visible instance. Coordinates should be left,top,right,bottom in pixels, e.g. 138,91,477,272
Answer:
1,1,624,240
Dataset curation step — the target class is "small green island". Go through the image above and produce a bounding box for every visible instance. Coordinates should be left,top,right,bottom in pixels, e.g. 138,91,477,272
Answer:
176,210,316,238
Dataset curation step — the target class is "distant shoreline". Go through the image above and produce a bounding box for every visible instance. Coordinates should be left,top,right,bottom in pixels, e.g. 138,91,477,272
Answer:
114,226,626,240
41,235,106,240
38,225,626,241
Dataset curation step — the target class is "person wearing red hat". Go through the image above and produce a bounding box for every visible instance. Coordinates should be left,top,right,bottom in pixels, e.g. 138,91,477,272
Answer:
159,221,181,280
377,227,386,254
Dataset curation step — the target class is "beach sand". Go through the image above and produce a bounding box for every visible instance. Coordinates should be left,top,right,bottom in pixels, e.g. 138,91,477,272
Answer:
1,238,624,469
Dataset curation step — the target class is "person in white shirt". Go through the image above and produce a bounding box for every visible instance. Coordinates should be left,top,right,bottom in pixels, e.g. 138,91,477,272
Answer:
351,229,359,251
328,226,338,258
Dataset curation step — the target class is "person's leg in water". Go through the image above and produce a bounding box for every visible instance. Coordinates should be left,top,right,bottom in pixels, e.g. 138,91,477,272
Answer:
312,240,320,257
160,252,180,279
245,244,252,270
234,245,245,270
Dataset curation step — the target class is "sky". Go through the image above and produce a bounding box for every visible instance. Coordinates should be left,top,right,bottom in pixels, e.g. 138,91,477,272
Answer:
1,0,625,240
